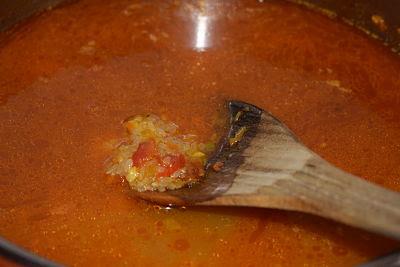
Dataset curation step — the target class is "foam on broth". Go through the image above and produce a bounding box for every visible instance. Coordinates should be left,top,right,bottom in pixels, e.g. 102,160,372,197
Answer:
0,0,400,266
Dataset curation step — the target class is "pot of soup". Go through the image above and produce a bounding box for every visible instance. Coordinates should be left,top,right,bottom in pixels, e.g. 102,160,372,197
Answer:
0,0,399,266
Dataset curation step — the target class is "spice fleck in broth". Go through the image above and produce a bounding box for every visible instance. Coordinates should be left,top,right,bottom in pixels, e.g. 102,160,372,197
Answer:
1,0,400,266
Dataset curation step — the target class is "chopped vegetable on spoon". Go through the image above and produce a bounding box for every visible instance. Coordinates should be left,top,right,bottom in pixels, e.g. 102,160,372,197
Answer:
107,114,213,192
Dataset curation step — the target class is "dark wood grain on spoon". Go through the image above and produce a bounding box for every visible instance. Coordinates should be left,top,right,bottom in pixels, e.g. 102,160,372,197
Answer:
137,100,400,240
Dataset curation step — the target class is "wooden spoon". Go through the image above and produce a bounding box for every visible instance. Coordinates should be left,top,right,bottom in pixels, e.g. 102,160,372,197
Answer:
138,100,400,239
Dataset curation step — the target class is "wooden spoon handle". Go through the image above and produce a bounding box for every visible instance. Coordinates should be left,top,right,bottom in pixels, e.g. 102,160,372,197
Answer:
207,153,400,239
204,112,400,239
280,154,400,239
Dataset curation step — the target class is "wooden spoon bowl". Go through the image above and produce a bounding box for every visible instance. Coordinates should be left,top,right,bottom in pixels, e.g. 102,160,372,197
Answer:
137,100,400,240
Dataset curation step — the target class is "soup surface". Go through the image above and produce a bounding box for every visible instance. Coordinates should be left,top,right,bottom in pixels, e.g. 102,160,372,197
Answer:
1,0,400,266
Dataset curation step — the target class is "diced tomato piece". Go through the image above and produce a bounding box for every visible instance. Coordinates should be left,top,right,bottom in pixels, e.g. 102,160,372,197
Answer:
157,154,186,178
132,140,158,167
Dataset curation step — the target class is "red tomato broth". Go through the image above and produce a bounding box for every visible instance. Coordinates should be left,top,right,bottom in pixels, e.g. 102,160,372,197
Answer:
0,0,400,266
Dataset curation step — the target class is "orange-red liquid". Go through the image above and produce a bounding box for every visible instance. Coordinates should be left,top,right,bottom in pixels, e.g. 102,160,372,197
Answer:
1,0,400,266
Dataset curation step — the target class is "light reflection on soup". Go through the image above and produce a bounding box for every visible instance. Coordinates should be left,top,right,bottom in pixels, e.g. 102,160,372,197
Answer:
0,0,400,266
